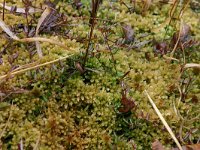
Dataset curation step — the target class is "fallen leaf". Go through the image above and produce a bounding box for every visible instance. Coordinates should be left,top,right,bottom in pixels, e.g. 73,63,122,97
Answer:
75,62,85,74
154,42,168,55
185,144,200,150
152,140,165,150
180,24,190,41
119,86,135,113
122,24,134,43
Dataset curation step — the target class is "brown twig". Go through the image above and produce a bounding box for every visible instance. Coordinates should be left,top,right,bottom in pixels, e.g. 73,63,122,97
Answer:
2,0,6,21
82,0,102,69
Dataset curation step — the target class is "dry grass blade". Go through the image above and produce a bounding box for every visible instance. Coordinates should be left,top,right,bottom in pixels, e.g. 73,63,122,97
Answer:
0,55,73,80
0,3,42,14
35,6,53,58
178,0,191,19
36,6,52,35
0,18,19,40
144,90,183,150
19,37,69,49
142,0,152,15
163,55,179,61
170,19,183,57
184,63,200,69
152,0,179,33
0,18,71,51
35,42,42,58
169,0,179,22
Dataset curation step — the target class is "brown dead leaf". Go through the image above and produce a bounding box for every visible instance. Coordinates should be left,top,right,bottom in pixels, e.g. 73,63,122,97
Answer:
154,42,168,55
185,144,200,150
75,62,85,74
171,23,191,47
119,82,135,113
122,24,134,43
152,140,165,150
179,23,190,40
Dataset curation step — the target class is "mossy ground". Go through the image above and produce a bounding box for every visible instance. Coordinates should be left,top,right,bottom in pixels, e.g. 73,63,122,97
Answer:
0,0,199,149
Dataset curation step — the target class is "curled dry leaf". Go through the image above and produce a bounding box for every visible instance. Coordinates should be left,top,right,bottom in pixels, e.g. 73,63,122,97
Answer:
75,62,85,74
171,23,191,47
0,3,42,14
36,7,52,35
12,52,19,60
122,24,134,43
35,6,53,58
154,42,168,55
119,82,135,113
180,23,190,41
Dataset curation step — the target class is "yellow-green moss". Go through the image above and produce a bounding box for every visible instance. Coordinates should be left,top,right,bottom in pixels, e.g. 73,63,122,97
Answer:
0,0,199,149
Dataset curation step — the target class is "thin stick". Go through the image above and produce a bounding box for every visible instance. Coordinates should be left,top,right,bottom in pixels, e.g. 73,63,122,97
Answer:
178,0,191,19
2,0,5,21
170,20,183,57
83,0,102,69
144,90,183,150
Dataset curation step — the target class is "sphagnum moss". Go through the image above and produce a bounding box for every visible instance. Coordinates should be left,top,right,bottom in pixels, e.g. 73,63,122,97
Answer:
0,0,199,149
